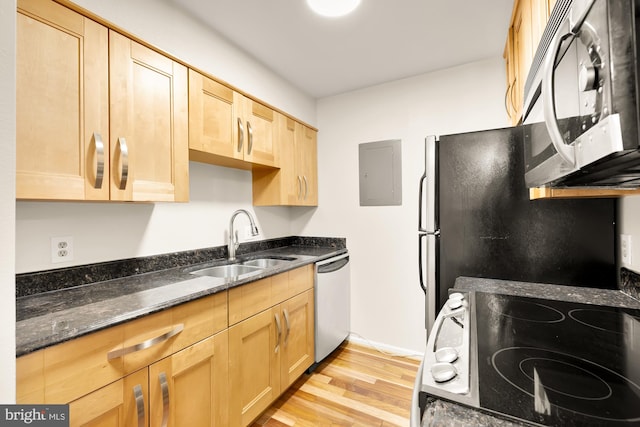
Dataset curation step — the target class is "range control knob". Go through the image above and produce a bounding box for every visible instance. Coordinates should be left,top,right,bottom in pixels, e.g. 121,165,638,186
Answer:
431,362,458,383
447,298,463,310
449,292,464,301
435,347,459,363
579,63,598,92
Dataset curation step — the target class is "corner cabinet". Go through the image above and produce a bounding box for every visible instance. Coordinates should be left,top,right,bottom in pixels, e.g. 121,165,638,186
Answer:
188,69,277,169
16,0,189,202
252,114,319,206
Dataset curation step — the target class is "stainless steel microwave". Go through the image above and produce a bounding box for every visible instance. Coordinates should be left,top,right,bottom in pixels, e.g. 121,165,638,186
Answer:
523,0,640,188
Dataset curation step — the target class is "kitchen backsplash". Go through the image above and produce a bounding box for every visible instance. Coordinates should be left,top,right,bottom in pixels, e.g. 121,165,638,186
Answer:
16,236,346,298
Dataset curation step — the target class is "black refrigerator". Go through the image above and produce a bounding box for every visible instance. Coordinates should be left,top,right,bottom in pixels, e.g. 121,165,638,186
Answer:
418,126,617,331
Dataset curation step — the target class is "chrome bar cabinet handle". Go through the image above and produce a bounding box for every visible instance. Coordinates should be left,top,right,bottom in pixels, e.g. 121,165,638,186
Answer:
237,117,244,153
107,324,184,360
133,384,145,427
117,137,129,190
159,372,170,427
274,313,281,353
93,132,104,189
303,176,308,200
247,121,253,154
283,309,290,346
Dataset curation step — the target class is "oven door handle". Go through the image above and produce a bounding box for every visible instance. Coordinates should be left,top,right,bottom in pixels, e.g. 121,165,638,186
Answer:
542,31,578,168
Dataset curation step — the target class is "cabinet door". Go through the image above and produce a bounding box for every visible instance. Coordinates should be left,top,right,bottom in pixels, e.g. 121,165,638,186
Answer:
280,115,300,204
229,308,281,427
68,369,147,427
280,290,314,389
109,31,189,202
149,332,228,427
295,123,318,206
188,69,238,161
16,0,109,200
236,93,277,167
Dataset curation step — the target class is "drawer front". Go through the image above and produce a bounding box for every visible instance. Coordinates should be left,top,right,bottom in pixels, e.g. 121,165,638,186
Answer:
288,264,314,297
17,292,228,404
120,293,226,373
44,326,125,403
228,277,272,325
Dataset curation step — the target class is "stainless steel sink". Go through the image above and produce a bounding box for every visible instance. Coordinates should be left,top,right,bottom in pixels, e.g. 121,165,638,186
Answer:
241,257,296,268
190,264,262,278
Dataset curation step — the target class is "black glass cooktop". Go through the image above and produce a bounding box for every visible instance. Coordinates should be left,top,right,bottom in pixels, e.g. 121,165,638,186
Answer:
475,292,640,426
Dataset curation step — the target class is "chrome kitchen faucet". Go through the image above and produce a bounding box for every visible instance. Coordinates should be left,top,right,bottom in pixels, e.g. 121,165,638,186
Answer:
228,209,259,261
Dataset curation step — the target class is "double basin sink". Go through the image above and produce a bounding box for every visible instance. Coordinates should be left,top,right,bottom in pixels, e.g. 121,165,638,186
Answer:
188,256,297,280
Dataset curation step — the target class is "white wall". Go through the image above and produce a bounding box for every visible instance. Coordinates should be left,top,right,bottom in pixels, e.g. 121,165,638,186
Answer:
1,0,16,403
16,0,317,273
620,197,640,273
295,58,510,353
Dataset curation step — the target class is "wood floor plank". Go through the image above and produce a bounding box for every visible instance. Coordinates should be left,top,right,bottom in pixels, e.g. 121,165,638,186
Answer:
250,341,421,427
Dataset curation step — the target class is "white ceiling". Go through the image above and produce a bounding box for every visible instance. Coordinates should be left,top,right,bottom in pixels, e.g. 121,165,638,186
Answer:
170,0,514,99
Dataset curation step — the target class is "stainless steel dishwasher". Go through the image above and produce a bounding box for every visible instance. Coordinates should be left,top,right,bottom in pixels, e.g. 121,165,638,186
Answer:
314,252,351,365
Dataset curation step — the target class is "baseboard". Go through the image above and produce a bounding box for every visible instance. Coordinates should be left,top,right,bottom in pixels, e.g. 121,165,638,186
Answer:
347,333,424,360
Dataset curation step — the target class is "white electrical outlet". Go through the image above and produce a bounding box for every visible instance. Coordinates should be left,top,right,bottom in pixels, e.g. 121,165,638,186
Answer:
51,236,74,263
621,234,633,266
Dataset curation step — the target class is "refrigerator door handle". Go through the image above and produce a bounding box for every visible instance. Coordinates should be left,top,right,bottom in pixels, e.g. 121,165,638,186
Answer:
418,172,427,233
418,233,427,294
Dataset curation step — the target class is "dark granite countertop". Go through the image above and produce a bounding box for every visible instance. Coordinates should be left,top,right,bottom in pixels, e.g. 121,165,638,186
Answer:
16,238,346,357
420,275,640,426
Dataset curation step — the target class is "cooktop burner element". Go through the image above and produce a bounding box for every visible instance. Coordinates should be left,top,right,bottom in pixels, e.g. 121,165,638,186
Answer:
488,295,566,323
475,292,640,426
568,308,636,333
492,347,640,422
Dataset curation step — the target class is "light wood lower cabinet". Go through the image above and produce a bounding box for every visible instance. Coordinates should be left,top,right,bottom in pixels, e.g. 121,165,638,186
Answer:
16,266,314,427
228,266,315,426
67,331,228,427
67,368,146,427
229,308,281,427
148,331,228,427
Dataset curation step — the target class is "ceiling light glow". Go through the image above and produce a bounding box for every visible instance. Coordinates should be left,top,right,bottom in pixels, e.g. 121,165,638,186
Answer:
306,0,361,17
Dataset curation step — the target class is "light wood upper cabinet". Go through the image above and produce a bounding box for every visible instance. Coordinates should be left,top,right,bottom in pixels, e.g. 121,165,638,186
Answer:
16,0,109,200
188,69,277,169
109,31,189,202
236,93,277,167
504,0,552,125
188,70,236,162
16,0,189,202
252,114,318,206
295,122,319,206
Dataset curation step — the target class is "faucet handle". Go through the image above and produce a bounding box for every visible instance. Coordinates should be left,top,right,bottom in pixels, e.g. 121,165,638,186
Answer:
234,230,240,248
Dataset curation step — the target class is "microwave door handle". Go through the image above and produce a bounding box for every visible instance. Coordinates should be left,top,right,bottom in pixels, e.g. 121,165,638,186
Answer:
542,31,577,167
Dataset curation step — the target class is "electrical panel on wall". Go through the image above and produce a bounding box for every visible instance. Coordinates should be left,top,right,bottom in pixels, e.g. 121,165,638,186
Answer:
358,139,402,206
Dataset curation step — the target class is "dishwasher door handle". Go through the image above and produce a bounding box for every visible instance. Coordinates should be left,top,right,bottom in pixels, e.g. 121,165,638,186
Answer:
317,254,349,274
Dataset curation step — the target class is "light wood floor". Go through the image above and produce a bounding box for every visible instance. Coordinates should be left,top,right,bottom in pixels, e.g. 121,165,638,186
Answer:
251,341,421,427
